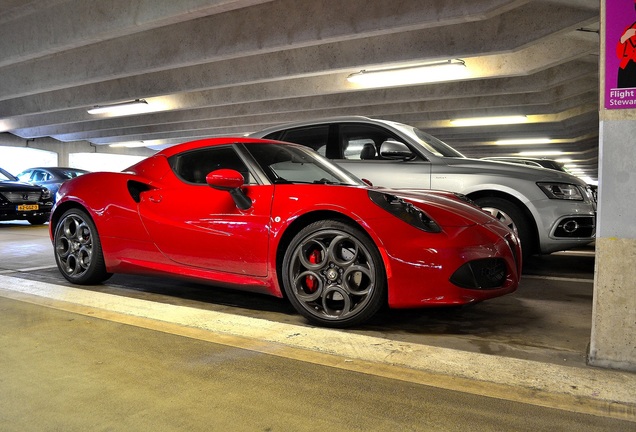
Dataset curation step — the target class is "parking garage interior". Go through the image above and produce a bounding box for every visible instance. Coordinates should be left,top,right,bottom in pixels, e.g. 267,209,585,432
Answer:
1,1,635,430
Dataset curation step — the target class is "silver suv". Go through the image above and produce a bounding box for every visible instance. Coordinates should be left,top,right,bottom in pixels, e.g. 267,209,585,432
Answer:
251,116,596,257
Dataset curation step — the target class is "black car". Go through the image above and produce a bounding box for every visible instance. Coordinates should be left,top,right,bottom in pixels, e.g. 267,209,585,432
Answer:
0,167,53,224
16,166,88,200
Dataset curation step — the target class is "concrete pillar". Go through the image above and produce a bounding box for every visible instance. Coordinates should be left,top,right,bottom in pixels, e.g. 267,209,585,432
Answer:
588,3,636,371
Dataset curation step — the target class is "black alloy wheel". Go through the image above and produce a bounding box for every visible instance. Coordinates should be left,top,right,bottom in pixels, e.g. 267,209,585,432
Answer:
282,219,386,327
53,208,112,284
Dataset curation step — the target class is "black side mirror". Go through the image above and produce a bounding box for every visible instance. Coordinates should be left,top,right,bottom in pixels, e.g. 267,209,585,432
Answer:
206,169,252,210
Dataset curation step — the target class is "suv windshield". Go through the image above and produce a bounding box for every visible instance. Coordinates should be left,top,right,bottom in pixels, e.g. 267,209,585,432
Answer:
245,143,363,185
390,122,465,158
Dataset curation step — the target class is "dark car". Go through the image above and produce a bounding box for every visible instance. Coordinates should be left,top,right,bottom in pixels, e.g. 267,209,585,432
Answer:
0,167,53,224
16,167,89,200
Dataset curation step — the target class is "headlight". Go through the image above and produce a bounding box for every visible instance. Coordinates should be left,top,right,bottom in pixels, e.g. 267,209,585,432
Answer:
41,188,51,200
368,190,441,233
537,182,583,201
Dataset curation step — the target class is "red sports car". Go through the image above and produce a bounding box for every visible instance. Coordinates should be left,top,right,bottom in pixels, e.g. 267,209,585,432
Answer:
50,137,521,327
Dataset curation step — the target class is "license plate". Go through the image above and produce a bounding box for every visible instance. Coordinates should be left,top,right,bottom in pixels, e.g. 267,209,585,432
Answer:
17,204,39,211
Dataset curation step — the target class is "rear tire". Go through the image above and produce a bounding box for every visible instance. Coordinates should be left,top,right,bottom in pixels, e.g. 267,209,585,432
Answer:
27,215,49,225
53,208,112,284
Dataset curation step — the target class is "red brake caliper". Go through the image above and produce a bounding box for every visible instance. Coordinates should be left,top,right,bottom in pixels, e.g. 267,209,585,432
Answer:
305,248,322,292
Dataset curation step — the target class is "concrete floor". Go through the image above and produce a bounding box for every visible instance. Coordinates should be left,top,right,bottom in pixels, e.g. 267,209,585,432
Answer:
1,221,635,430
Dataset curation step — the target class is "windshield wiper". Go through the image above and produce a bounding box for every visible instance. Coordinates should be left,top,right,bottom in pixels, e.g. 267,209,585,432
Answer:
313,178,340,184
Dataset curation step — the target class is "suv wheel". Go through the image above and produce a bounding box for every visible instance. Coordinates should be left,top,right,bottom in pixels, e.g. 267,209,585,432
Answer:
474,197,535,258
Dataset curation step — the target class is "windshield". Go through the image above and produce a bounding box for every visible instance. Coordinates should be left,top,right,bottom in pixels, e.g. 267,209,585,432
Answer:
245,143,363,185
0,167,16,181
390,122,465,158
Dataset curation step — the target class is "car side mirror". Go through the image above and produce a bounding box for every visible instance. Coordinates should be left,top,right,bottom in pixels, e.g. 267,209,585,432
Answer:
379,139,414,160
206,169,252,210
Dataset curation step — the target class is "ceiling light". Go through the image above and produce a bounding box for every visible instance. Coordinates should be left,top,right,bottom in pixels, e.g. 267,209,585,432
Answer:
518,150,564,157
450,115,528,127
496,138,552,145
346,59,468,88
581,176,597,186
109,141,148,148
88,99,150,116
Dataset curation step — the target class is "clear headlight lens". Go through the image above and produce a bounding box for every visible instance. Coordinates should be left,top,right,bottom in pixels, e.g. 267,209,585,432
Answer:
41,188,51,200
537,182,583,201
368,190,441,233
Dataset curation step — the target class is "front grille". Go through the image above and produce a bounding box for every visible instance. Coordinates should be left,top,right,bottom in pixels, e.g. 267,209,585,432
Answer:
450,258,507,290
0,191,42,204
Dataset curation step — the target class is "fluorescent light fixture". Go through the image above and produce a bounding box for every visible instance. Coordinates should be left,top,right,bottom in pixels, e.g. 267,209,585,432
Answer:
88,99,150,116
450,115,528,127
109,141,148,148
518,150,564,156
582,176,597,186
347,59,468,88
567,167,585,174
496,138,552,145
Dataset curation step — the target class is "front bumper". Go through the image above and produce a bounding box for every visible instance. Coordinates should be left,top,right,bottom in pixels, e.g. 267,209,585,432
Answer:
0,203,53,222
532,199,596,254
382,220,521,309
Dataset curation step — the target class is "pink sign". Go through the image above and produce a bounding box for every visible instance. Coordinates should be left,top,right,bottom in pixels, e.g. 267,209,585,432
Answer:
606,1,636,109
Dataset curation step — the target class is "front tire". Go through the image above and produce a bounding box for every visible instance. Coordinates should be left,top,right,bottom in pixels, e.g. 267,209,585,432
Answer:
474,196,535,258
282,220,386,328
27,215,49,225
53,208,112,284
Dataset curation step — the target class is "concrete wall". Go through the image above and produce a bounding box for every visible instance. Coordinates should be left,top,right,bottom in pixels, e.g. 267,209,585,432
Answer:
0,133,154,166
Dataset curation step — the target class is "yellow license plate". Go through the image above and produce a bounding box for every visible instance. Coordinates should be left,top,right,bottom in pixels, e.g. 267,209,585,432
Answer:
17,204,39,211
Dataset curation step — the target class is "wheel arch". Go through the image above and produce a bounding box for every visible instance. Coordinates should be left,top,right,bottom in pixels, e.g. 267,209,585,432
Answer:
50,201,95,236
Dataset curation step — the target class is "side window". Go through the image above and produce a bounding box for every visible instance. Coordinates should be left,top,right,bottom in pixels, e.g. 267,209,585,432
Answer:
17,171,33,182
339,124,412,161
36,170,51,182
274,125,329,157
169,146,253,185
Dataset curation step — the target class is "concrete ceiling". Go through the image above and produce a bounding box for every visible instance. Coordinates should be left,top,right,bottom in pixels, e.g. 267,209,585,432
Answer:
0,0,600,179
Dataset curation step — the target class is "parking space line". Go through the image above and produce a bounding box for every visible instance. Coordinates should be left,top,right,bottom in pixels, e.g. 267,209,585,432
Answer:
523,274,594,283
15,265,58,272
553,250,596,257
0,266,57,274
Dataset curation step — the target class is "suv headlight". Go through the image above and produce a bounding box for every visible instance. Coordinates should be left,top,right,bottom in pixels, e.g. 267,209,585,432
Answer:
537,182,583,201
368,190,441,233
